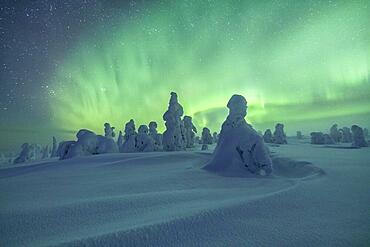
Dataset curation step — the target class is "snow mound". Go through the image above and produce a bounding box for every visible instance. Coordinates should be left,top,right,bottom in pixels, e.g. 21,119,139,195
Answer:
271,157,325,179
201,152,323,179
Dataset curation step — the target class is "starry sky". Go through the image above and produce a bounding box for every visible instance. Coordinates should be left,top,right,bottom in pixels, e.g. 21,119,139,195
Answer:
1,0,370,152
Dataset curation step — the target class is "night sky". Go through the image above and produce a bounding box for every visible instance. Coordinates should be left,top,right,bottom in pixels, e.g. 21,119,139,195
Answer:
1,0,370,152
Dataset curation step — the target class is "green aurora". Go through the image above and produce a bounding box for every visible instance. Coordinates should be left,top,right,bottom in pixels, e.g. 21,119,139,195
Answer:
50,0,370,139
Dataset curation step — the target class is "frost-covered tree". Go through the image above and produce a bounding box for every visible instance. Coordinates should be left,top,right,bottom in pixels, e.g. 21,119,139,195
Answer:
117,131,123,147
273,123,287,144
330,124,341,143
58,129,118,159
0,153,6,164
201,127,213,144
162,92,186,151
65,129,99,158
296,131,303,139
310,132,334,144
97,135,119,154
50,136,58,157
121,119,138,153
13,143,31,164
340,127,352,143
263,129,273,143
183,116,197,148
323,134,334,144
195,136,200,144
204,94,272,175
310,132,325,144
311,132,324,144
41,145,49,159
136,125,155,152
29,144,43,161
13,143,43,163
201,127,213,150
104,123,116,139
351,125,368,147
57,141,76,160
149,121,162,151
213,132,218,144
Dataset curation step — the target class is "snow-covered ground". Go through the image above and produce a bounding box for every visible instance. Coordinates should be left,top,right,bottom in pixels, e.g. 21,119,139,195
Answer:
1,141,369,246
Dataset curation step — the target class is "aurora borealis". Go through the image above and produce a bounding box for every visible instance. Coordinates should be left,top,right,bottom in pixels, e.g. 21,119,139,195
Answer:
1,0,370,151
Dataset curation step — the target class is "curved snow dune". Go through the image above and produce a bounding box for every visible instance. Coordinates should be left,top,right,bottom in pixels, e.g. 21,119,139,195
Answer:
0,151,322,246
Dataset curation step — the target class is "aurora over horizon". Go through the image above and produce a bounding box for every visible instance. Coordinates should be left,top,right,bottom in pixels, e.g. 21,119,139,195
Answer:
1,0,370,151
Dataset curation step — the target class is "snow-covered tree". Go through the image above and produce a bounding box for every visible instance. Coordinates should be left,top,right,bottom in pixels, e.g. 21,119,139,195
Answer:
203,94,272,175
296,131,303,139
56,141,76,160
183,116,197,148
29,144,43,161
50,136,58,157
162,92,186,151
149,121,163,151
104,122,116,139
136,125,155,152
263,129,273,143
41,145,49,159
310,132,334,145
57,129,118,159
323,134,334,144
117,131,123,147
213,132,218,144
340,127,352,143
13,143,31,164
330,124,341,143
200,127,213,150
351,125,368,147
121,119,137,153
201,128,213,144
273,123,287,144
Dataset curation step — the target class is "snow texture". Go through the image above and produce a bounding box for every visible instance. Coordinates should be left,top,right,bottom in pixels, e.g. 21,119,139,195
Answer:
2,139,369,246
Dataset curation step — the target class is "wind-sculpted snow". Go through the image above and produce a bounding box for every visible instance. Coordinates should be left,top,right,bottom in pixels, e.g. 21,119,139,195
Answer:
1,144,369,246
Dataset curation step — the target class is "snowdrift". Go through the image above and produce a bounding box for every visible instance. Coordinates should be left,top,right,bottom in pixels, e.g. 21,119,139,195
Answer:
1,143,369,246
